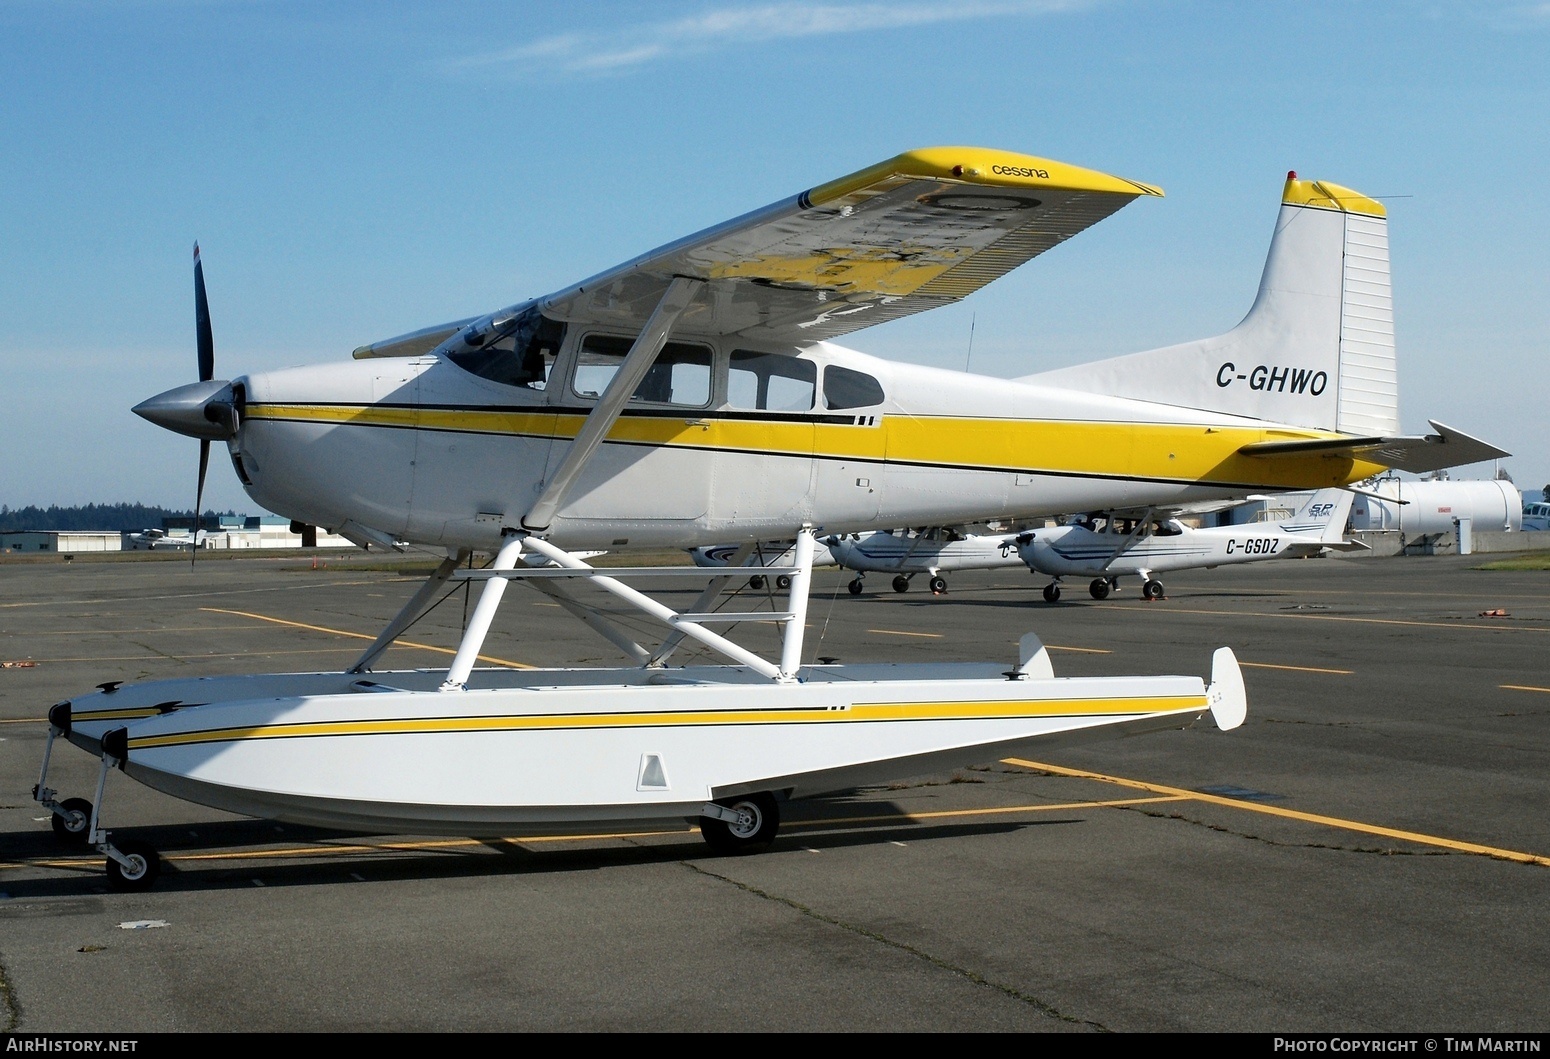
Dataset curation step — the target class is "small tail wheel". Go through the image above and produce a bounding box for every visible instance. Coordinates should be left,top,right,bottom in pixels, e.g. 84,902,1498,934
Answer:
748,575,766,590
50,797,94,845
1143,579,1165,600
928,576,947,595
775,574,792,590
1089,578,1110,600
847,578,864,595
891,575,910,593
106,840,161,892
700,792,780,854
1042,583,1061,604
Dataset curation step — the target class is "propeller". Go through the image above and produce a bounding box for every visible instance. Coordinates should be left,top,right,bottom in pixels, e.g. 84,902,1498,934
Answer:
193,244,213,563
131,244,237,565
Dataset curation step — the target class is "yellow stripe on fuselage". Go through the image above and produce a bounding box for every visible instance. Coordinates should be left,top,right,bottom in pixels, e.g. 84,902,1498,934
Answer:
244,403,1388,490
127,695,1205,750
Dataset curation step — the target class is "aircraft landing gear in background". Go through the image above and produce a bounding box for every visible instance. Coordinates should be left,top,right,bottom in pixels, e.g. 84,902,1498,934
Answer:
929,576,947,595
892,575,911,593
775,574,792,590
1089,578,1111,600
848,578,864,595
1042,583,1061,603
1143,579,1165,600
699,792,779,854
748,575,765,590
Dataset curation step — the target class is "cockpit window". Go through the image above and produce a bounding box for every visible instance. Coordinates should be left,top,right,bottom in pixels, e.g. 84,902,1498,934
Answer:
447,306,565,390
823,366,885,410
572,335,712,406
727,350,815,411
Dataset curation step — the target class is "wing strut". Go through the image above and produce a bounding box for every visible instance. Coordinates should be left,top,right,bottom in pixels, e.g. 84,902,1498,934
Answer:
1095,510,1155,572
348,549,470,674
521,275,703,533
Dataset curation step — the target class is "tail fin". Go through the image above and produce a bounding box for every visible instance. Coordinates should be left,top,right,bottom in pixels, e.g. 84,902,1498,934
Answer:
1280,488,1356,544
1020,174,1397,436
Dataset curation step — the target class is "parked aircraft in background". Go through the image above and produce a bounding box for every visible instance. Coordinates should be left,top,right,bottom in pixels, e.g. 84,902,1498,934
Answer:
824,527,1023,595
1015,488,1361,602
688,539,838,590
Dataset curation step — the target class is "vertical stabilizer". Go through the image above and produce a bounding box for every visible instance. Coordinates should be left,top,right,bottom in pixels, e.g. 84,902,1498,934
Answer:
1280,488,1356,543
1020,175,1398,436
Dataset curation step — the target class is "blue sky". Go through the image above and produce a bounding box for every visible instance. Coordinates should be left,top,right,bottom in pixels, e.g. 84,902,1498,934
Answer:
3,0,1546,514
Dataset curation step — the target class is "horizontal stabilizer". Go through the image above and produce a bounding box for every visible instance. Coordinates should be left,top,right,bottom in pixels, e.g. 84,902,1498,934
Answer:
1239,420,1509,474
1207,648,1247,731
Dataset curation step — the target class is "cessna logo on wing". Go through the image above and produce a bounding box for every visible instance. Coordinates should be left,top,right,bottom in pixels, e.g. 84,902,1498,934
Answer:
1216,362,1328,395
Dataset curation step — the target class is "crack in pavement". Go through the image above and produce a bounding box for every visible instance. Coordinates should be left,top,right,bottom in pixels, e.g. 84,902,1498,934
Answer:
1122,804,1456,858
681,858,1108,1030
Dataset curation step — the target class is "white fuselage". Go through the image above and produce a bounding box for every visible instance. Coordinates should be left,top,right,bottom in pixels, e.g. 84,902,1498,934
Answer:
1017,520,1326,579
826,529,1023,576
229,339,1369,552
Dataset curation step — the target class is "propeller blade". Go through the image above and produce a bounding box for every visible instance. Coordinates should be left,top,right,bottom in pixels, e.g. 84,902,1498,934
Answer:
194,243,214,383
193,439,210,567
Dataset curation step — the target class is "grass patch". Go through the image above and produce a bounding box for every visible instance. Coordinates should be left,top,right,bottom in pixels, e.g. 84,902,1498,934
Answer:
1474,554,1550,571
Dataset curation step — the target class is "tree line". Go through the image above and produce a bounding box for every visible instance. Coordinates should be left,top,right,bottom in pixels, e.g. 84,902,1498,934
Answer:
0,504,235,533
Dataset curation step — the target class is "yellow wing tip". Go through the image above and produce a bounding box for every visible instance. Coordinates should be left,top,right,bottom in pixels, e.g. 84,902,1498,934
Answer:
806,146,1163,207
1281,172,1386,217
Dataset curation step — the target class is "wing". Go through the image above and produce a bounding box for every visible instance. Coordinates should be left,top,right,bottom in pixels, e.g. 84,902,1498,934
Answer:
535,147,1161,344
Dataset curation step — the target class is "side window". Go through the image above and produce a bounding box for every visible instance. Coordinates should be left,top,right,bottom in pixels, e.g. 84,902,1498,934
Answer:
823,365,885,410
447,307,565,390
727,350,816,411
572,335,712,407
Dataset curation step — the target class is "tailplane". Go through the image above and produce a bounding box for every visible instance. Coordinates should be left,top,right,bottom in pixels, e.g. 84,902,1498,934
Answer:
1021,174,1397,436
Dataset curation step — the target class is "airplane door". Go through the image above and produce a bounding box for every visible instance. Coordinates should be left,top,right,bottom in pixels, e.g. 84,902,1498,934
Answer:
556,335,715,521
708,350,817,526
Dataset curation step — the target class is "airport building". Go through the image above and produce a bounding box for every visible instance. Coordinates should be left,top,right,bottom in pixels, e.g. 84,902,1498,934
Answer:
0,531,123,554
124,515,358,550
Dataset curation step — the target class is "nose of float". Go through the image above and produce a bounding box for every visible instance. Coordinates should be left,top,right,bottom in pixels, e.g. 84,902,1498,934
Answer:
133,379,237,440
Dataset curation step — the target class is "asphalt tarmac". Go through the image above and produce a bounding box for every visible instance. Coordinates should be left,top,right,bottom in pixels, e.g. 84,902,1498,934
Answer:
2,549,1547,1033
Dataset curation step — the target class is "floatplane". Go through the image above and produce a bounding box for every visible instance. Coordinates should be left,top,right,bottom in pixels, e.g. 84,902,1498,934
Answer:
35,147,1503,889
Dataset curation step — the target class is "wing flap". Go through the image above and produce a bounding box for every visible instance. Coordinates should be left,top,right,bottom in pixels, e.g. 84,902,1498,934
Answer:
540,147,1161,344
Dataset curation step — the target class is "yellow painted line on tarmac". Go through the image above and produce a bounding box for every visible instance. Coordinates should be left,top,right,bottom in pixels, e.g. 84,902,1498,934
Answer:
0,648,362,664
1005,758,1550,867
783,794,1189,829
201,607,532,669
1240,661,1353,675
868,628,943,638
0,794,1195,873
1046,645,1113,654
17,626,276,635
1502,685,1550,694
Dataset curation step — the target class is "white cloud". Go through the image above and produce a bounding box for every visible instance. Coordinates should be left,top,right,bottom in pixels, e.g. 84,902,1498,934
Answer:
448,1,1097,78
